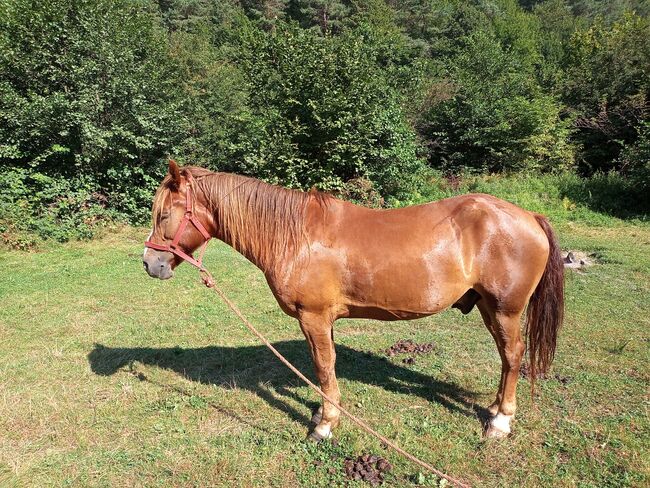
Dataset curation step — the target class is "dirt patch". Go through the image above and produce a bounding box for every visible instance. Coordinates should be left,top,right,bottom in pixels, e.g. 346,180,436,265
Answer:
343,454,392,485
385,339,435,357
519,363,572,385
554,373,572,385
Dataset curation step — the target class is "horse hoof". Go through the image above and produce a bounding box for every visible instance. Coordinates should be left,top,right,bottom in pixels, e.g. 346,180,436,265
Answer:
483,412,513,439
307,431,322,443
307,429,333,443
484,426,510,439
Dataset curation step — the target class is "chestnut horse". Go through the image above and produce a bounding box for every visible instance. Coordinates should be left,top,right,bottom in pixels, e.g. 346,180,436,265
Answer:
143,161,564,440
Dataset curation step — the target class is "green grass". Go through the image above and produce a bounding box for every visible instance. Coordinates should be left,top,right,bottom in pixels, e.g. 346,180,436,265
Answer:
1,179,649,487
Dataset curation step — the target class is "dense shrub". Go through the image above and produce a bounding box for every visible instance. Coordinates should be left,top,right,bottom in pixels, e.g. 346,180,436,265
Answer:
617,121,650,198
418,31,575,173
0,0,187,241
0,168,113,247
0,0,188,169
216,22,426,196
560,13,650,173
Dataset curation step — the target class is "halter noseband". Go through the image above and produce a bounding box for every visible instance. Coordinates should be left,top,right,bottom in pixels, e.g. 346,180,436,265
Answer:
144,173,212,270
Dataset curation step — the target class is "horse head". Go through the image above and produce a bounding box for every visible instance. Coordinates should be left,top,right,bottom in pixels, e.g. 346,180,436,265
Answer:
143,160,214,279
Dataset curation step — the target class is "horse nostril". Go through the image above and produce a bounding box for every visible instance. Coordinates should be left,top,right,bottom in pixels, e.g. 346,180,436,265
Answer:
143,261,149,272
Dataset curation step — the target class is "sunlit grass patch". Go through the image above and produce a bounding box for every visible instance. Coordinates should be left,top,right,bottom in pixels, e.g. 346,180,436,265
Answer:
0,212,648,486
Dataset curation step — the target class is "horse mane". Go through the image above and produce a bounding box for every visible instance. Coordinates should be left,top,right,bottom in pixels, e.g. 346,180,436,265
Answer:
185,167,331,272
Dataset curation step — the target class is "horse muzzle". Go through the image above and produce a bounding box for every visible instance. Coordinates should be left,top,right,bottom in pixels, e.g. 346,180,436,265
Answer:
143,251,174,280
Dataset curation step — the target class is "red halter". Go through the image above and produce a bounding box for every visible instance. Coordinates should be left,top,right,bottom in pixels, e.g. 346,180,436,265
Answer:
144,173,212,270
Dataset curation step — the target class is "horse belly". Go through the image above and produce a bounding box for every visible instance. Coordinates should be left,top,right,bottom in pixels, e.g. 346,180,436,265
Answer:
344,253,467,319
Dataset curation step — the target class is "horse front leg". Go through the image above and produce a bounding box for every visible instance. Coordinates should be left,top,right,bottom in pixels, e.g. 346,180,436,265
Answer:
298,311,341,442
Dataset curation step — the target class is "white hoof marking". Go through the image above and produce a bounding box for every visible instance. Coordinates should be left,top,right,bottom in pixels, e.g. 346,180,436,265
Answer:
314,423,332,439
490,413,513,434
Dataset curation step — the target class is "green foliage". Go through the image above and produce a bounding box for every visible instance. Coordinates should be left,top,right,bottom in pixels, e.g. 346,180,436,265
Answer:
0,0,186,173
0,167,113,247
561,12,650,172
0,0,188,243
169,21,256,172
391,0,487,58
419,30,574,172
0,0,648,246
389,170,649,223
288,0,351,33
157,0,214,32
222,21,425,195
617,121,650,195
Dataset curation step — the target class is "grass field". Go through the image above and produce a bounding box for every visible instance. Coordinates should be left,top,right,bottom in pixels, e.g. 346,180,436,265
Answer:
1,182,649,487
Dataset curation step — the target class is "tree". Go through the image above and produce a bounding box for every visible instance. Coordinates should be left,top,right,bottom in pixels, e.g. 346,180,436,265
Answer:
561,13,650,172
228,21,425,195
418,31,574,173
288,0,351,33
0,0,187,222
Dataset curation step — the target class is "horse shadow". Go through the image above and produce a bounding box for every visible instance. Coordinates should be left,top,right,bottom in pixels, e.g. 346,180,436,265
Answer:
87,340,488,430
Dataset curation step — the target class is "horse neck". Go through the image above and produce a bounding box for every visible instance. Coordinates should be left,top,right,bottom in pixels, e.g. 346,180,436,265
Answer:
198,174,311,275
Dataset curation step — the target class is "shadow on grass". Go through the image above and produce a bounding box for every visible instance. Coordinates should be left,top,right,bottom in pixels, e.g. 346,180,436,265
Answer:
88,341,485,431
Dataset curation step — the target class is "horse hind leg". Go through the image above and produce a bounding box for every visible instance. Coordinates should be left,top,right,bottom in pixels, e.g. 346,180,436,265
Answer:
477,299,526,438
477,300,506,416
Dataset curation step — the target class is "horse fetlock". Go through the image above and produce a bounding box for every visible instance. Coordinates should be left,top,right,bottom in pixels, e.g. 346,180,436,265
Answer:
327,413,341,430
499,401,517,416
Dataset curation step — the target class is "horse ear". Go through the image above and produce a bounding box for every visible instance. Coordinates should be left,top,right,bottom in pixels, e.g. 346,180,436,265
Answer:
168,159,181,188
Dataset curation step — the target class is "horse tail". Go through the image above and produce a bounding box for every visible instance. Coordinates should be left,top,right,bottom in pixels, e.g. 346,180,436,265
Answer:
525,214,565,391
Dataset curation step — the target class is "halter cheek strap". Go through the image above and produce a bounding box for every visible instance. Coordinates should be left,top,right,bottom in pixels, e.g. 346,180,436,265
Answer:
144,174,212,270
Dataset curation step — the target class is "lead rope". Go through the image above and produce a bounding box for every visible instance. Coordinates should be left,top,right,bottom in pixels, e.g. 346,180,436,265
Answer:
199,269,471,488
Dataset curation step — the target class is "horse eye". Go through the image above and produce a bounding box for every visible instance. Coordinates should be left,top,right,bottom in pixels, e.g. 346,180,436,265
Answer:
160,213,170,222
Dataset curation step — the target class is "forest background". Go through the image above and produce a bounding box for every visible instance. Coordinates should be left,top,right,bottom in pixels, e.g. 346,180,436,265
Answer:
1,0,648,246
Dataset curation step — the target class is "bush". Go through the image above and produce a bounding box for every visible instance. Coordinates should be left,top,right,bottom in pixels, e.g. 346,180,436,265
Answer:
221,21,426,197
0,168,114,247
0,0,187,244
617,121,650,197
561,13,650,173
418,31,575,173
